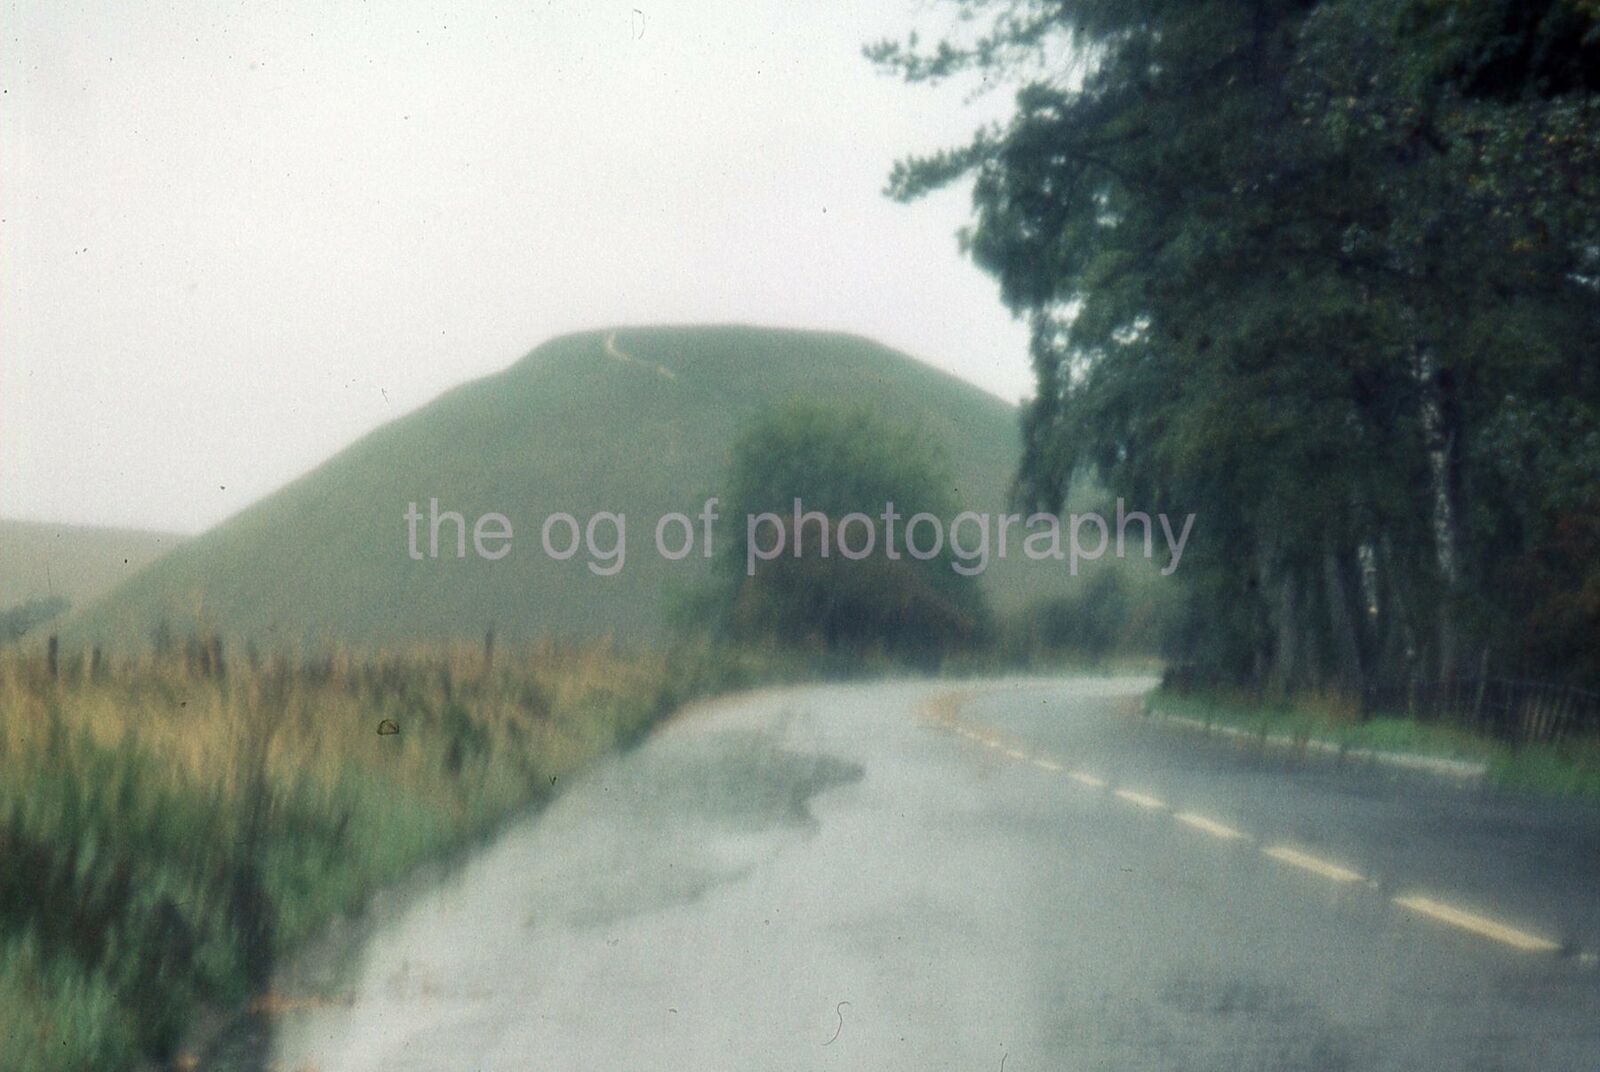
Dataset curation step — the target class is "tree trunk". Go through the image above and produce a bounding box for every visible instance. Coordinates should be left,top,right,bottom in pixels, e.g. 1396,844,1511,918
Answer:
1433,371,1466,688
1324,545,1367,704
1270,567,1299,698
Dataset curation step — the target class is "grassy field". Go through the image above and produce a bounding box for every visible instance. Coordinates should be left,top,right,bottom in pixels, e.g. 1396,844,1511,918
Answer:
0,637,786,1072
1146,688,1600,801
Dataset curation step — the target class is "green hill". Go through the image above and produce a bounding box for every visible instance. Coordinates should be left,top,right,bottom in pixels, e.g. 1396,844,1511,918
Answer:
70,325,1082,650
0,519,184,609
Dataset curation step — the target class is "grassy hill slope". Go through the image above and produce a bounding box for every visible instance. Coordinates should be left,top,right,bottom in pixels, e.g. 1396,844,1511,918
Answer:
0,520,184,609
71,325,1077,650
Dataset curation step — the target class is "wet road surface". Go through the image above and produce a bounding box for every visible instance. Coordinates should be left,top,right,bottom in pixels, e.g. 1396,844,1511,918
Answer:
226,677,1600,1070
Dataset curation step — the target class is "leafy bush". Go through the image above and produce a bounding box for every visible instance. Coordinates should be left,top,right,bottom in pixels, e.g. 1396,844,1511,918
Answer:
713,401,990,663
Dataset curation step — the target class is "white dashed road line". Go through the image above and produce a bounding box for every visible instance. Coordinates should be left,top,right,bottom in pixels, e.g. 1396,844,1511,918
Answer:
1393,895,1561,952
1174,812,1249,841
1262,845,1364,884
1113,788,1167,810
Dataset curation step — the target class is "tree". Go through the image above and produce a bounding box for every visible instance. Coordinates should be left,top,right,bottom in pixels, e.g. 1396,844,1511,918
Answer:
714,401,988,662
872,0,1600,691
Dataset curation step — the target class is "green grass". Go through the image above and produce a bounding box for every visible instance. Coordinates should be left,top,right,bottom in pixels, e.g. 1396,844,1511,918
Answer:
1147,688,1600,800
65,325,1129,650
1485,740,1600,800
0,638,799,1072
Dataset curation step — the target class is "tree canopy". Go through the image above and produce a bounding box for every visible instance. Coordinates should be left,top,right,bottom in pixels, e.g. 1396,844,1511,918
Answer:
873,0,1600,691
716,401,989,661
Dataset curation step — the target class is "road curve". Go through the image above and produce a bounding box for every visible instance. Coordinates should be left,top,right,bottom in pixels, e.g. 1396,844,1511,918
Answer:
220,678,1600,1071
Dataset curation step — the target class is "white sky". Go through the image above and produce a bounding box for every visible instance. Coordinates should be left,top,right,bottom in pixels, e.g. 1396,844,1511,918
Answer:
1,1,1031,535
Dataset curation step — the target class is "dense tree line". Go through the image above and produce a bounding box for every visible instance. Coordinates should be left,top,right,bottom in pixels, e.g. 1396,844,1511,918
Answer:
873,0,1600,694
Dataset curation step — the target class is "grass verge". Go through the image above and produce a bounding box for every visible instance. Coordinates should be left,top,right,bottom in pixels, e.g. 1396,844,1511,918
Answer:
0,638,794,1072
1146,688,1600,801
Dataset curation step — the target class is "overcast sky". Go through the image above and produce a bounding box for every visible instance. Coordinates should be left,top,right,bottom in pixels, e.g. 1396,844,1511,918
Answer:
2,1,1031,535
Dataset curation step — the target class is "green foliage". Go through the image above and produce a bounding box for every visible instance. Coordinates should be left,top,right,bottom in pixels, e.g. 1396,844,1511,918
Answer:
715,402,989,661
877,0,1600,692
1006,569,1144,666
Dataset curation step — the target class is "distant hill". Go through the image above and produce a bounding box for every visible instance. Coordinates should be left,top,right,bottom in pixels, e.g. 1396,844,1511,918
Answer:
0,519,184,610
70,325,1088,650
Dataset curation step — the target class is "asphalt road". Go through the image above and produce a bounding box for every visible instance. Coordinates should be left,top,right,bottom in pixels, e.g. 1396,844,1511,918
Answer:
224,677,1600,1071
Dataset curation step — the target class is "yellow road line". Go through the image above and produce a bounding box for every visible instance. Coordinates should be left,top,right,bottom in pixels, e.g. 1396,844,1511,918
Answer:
947,717,1561,958
1393,895,1561,952
1262,845,1363,884
1175,812,1248,840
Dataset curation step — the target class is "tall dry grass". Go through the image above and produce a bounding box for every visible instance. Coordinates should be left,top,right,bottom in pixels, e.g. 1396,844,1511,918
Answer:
0,635,777,1071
